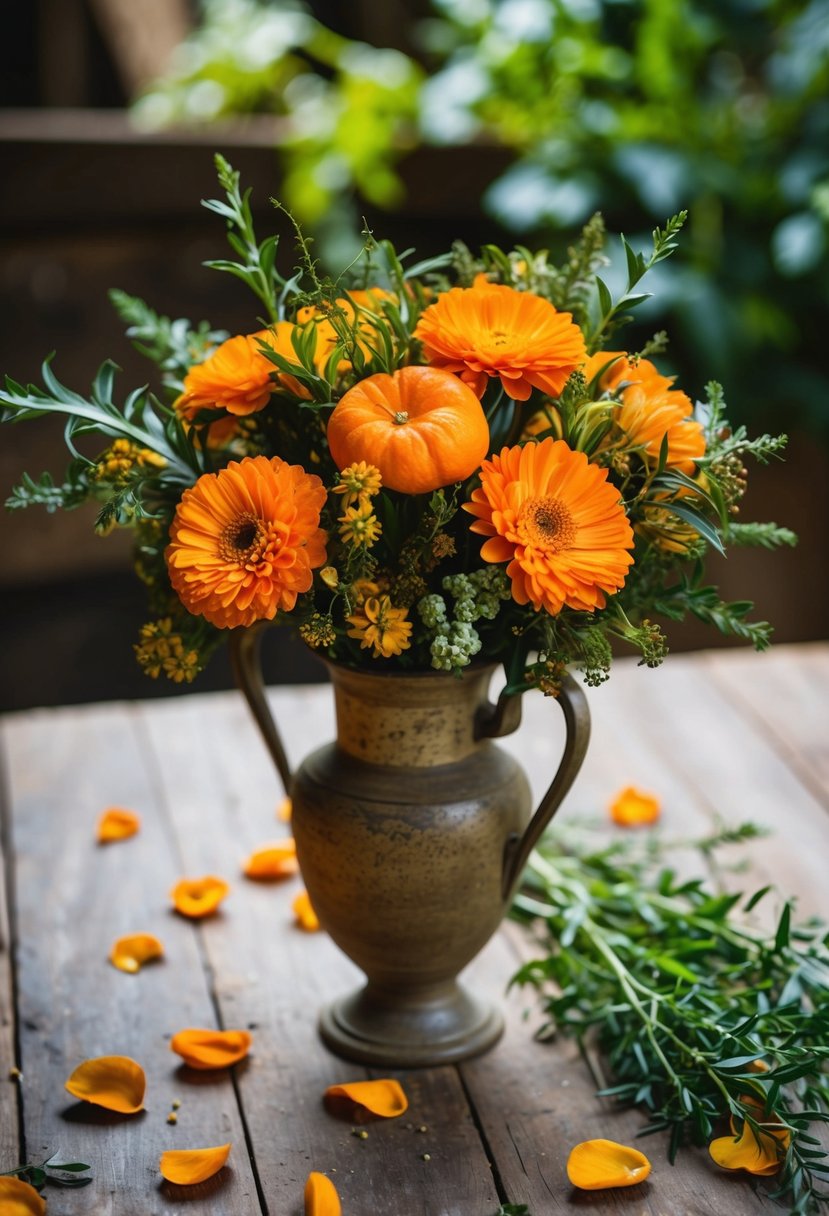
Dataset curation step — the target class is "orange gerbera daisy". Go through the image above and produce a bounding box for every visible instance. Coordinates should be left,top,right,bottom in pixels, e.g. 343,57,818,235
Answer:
166,455,327,628
585,351,705,473
464,437,634,615
176,330,278,419
414,279,587,401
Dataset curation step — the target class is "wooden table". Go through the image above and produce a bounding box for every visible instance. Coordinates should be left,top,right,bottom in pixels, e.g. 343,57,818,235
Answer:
1,643,826,1215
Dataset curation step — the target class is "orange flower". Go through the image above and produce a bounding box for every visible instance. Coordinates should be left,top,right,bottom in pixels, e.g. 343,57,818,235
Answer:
160,1144,231,1185
97,806,140,843
176,330,277,418
709,1106,790,1176
170,1028,252,1070
166,455,328,629
65,1055,146,1113
567,1139,651,1190
276,796,293,822
464,437,634,615
609,786,661,827
414,280,587,401
323,1079,408,1120
585,351,705,473
0,1176,46,1215
171,875,230,919
293,889,320,932
242,839,299,880
298,288,396,373
109,933,164,973
305,1171,342,1216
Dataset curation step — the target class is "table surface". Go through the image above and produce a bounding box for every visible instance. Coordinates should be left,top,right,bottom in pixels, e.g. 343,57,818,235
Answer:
1,642,827,1216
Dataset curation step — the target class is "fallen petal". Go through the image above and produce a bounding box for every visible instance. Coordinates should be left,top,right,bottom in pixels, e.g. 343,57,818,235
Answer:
170,1028,252,1070
0,1176,47,1215
109,933,164,973
710,1116,790,1176
324,1078,408,1120
277,796,293,822
97,807,141,843
160,1143,231,1185
242,840,299,881
305,1171,342,1215
566,1138,651,1190
293,890,320,932
609,786,661,828
65,1055,146,1113
171,876,230,918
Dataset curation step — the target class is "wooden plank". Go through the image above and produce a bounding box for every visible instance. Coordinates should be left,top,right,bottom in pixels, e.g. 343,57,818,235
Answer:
136,688,503,1215
0,744,22,1170
1,703,262,1215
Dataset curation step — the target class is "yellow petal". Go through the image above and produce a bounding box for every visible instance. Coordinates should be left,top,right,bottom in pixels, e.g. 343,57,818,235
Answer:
171,876,230,918
305,1171,342,1215
609,786,661,828
293,889,320,932
0,1176,47,1215
160,1143,231,1185
65,1055,146,1113
710,1116,790,1176
97,807,141,843
276,797,293,822
242,839,299,881
109,933,164,973
324,1078,408,1120
566,1139,652,1190
170,1028,252,1070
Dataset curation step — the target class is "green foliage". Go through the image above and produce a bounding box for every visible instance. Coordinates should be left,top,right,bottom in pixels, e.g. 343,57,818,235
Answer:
513,824,829,1213
109,289,227,385
2,1152,92,1190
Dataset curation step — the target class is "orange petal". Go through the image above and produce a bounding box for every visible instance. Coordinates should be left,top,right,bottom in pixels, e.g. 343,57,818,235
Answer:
109,933,164,973
160,1143,231,1185
566,1139,651,1190
65,1055,146,1113
242,839,299,881
609,786,661,828
170,1028,252,1070
0,1176,47,1215
293,889,320,932
97,807,141,843
171,876,230,918
323,1078,408,1120
305,1171,342,1216
277,796,293,822
711,1114,790,1176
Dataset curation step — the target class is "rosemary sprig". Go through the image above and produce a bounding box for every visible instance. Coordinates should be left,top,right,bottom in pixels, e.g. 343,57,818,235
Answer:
512,824,829,1214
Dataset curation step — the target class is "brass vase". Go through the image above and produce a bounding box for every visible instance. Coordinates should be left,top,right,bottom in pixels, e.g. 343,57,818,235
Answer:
231,624,590,1067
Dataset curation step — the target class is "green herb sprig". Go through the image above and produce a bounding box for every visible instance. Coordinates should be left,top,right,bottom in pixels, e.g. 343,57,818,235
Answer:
2,1151,92,1190
512,823,829,1214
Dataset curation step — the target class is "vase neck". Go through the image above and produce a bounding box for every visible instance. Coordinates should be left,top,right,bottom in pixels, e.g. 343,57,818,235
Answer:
328,665,496,767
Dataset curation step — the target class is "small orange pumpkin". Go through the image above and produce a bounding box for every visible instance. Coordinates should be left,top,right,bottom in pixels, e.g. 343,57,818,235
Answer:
327,365,490,494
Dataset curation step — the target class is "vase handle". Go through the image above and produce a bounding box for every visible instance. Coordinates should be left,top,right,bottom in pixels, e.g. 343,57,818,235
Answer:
477,674,591,900
229,622,292,795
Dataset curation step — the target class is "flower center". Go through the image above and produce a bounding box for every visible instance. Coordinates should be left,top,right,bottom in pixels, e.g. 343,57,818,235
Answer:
517,495,576,552
219,512,267,563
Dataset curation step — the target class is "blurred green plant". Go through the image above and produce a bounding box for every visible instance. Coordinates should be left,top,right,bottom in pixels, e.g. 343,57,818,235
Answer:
136,0,829,432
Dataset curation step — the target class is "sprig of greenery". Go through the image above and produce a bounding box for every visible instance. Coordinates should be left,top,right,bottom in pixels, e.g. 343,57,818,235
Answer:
108,289,227,384
724,521,799,550
590,212,688,347
512,825,829,1214
2,1152,92,1190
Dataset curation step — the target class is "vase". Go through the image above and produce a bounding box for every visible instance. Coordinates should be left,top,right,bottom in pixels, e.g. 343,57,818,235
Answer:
230,624,590,1067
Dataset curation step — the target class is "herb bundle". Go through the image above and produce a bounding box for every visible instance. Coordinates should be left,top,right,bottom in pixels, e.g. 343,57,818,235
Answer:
512,824,829,1214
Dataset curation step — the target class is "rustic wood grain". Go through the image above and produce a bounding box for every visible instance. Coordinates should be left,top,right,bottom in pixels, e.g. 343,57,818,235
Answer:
0,744,22,1170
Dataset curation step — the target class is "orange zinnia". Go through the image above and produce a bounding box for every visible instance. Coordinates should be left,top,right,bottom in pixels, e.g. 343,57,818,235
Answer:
414,279,587,401
166,455,328,628
464,437,634,615
585,351,705,473
176,330,278,418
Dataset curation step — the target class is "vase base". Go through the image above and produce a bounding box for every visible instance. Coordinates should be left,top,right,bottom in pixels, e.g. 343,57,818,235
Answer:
319,981,504,1067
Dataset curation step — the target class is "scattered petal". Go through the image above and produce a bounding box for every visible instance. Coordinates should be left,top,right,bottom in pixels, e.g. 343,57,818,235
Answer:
242,839,299,881
566,1139,651,1190
710,1103,791,1176
109,933,164,973
324,1078,408,1120
277,796,293,822
160,1143,231,1185
609,786,661,828
170,1028,252,1070
65,1055,146,1113
293,889,320,932
305,1171,342,1215
0,1176,46,1215
171,876,230,918
97,807,141,843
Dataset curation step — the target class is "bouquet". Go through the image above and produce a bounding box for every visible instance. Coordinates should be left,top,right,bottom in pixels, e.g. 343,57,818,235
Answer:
1,156,794,693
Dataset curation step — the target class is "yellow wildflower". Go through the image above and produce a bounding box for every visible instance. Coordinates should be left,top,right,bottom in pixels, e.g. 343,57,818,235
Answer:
332,461,383,508
134,618,200,683
299,613,337,649
320,565,339,589
93,438,167,483
347,595,412,658
339,502,382,548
